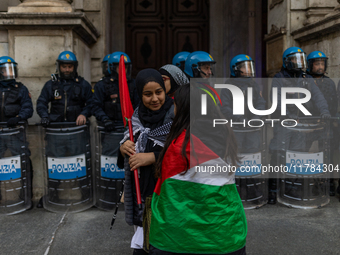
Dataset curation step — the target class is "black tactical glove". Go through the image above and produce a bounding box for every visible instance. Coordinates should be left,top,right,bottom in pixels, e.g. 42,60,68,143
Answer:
104,119,115,132
321,112,331,120
41,117,50,127
7,116,21,127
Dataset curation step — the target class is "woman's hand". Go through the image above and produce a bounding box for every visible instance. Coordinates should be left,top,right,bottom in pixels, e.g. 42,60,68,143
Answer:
120,140,136,157
129,152,156,171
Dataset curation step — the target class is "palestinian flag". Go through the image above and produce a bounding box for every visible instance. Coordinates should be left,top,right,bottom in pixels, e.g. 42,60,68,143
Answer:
150,131,247,254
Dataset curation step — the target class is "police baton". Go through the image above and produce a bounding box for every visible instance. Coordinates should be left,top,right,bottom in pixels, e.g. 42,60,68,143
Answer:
110,180,125,230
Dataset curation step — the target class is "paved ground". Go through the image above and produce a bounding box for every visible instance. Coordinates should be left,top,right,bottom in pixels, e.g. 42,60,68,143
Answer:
1,197,340,255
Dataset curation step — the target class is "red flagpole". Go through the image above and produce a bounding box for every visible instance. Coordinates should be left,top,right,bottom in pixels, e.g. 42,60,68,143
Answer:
119,55,142,209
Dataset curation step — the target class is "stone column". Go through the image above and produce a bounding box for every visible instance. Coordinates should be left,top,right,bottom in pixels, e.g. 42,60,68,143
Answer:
8,0,73,13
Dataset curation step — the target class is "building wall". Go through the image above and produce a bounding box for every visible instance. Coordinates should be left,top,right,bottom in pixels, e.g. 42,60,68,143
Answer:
0,1,268,199
267,0,340,78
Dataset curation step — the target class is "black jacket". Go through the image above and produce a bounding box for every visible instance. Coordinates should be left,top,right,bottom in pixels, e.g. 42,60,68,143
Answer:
36,76,93,122
271,70,330,118
92,77,139,125
220,78,266,121
310,75,337,116
0,80,33,122
118,105,174,227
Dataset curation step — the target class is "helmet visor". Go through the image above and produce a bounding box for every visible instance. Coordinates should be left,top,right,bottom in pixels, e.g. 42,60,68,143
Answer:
0,63,18,81
198,62,216,78
110,62,132,80
101,61,109,76
235,60,255,77
287,52,307,70
125,63,132,80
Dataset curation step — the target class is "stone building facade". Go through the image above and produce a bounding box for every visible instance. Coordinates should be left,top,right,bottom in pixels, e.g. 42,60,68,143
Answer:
0,0,339,199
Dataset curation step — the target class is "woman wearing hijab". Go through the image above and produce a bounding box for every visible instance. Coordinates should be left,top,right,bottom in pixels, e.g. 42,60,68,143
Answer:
149,84,247,255
118,68,174,255
159,64,189,97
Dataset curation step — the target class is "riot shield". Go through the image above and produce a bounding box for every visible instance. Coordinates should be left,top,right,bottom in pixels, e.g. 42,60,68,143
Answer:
94,125,124,210
275,121,330,209
0,122,32,215
41,122,94,213
234,126,268,209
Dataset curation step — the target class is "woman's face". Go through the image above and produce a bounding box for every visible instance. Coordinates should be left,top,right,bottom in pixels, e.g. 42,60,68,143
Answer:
142,81,165,111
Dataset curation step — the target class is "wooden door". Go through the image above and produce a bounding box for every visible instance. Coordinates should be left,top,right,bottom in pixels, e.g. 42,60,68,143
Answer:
125,0,209,77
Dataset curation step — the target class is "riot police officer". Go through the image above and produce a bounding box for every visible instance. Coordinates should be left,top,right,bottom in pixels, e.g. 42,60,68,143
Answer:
0,56,34,209
92,51,139,133
306,51,337,116
268,47,331,204
307,51,338,196
221,54,265,124
37,51,93,127
172,51,190,71
0,56,33,130
36,51,93,207
184,51,216,79
92,52,138,209
220,55,266,207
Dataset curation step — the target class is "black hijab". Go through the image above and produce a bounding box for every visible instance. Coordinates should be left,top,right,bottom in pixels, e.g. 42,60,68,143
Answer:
135,68,173,129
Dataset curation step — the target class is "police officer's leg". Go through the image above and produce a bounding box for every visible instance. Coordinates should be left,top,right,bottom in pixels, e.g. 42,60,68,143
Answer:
67,129,91,200
45,133,66,203
268,127,279,204
102,131,125,204
268,125,290,204
7,130,33,208
0,135,8,203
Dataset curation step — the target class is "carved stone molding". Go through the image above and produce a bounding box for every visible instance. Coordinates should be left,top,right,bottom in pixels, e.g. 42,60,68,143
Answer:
269,0,284,10
292,11,340,42
264,25,286,42
303,8,335,26
9,0,73,13
0,12,99,45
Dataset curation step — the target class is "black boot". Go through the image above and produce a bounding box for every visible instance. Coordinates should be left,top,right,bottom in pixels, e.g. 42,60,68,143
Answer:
268,192,277,204
330,179,335,196
37,197,44,208
268,178,277,204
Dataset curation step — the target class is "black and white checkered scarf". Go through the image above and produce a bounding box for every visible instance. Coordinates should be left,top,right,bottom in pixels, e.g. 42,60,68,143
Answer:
120,107,172,153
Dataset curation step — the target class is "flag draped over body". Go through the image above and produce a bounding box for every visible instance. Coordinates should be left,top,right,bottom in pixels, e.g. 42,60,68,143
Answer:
150,131,247,254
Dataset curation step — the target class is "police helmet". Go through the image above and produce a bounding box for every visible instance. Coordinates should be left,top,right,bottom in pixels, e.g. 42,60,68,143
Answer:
0,56,18,81
184,51,216,78
307,51,328,75
56,51,78,79
282,47,307,71
230,54,256,78
108,51,132,80
172,51,190,71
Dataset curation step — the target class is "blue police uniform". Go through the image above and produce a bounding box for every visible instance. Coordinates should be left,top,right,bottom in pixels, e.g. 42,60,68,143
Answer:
268,47,331,204
92,52,139,156
0,79,33,157
0,56,33,207
36,76,93,156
